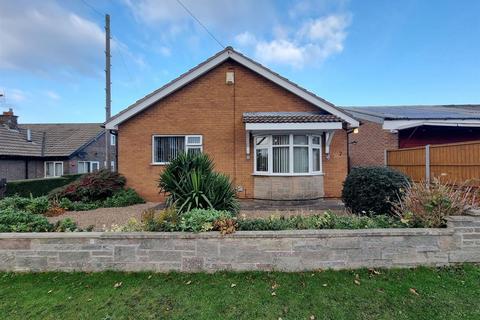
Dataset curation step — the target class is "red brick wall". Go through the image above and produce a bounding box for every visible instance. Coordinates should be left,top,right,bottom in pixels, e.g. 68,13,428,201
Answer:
349,120,398,168
118,60,348,201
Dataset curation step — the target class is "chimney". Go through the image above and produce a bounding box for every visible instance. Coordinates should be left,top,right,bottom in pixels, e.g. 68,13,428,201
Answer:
0,108,18,129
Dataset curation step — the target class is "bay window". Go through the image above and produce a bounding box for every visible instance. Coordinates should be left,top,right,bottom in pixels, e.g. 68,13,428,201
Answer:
152,135,203,164
254,134,323,175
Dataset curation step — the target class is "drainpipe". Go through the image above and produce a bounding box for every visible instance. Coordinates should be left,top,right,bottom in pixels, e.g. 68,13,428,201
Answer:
25,159,29,179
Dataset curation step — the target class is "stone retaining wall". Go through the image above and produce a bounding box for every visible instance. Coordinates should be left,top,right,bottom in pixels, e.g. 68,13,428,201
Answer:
0,211,479,272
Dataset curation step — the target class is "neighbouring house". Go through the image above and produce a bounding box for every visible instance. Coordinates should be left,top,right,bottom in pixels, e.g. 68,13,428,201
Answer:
105,47,359,202
0,108,117,181
343,105,480,168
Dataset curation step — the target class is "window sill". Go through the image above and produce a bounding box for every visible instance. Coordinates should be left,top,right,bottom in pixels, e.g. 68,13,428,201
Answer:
150,162,169,166
252,172,324,177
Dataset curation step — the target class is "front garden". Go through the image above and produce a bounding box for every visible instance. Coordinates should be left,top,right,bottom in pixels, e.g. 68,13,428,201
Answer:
0,153,478,233
0,170,145,232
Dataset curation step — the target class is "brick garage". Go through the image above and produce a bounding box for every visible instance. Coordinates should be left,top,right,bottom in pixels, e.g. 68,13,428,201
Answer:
108,48,358,202
348,120,398,168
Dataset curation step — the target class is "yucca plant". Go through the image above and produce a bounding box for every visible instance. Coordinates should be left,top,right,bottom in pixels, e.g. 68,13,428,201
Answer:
158,153,239,214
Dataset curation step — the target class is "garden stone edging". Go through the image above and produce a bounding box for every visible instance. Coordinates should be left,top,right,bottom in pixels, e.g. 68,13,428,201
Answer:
0,211,479,272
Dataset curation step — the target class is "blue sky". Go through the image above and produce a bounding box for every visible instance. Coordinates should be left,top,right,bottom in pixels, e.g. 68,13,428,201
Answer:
1,0,480,123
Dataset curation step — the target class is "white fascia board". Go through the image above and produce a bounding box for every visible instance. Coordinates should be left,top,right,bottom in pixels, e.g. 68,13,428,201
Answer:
245,122,343,131
383,120,424,130
383,119,480,130
230,52,359,127
106,49,359,129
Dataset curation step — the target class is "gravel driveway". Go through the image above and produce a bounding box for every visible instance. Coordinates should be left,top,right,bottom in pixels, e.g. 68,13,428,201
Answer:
48,202,160,231
48,202,345,231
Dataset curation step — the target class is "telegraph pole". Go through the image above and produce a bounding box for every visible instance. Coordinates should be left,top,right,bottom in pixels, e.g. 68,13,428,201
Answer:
105,14,111,171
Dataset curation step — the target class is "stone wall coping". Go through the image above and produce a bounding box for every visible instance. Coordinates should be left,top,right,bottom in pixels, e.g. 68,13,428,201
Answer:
0,228,453,240
466,209,480,216
447,215,477,222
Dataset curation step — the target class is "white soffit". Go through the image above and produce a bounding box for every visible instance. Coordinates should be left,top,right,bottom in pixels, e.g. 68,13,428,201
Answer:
383,120,480,130
105,49,359,129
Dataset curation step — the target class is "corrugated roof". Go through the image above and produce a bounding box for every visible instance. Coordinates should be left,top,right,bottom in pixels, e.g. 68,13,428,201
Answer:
342,105,480,120
243,112,342,123
0,123,103,157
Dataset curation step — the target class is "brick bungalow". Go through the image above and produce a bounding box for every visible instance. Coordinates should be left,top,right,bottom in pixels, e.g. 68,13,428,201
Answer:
0,109,116,181
343,105,480,168
105,47,359,202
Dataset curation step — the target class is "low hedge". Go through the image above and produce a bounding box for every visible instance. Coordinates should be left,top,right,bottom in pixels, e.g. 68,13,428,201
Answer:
5,174,83,198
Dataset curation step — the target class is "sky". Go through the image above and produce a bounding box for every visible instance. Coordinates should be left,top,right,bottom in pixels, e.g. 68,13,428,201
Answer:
1,0,480,123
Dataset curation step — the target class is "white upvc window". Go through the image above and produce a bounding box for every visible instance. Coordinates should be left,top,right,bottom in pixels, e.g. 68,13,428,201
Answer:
253,134,323,176
152,135,203,164
44,161,63,178
110,161,115,172
110,134,116,146
78,161,100,174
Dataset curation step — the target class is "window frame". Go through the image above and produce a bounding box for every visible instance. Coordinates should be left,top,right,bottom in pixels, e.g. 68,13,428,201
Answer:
151,135,203,165
110,134,116,146
253,133,323,176
77,161,100,174
44,161,64,178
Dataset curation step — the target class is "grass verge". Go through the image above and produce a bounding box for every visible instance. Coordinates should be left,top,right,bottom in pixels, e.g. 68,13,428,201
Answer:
0,265,479,319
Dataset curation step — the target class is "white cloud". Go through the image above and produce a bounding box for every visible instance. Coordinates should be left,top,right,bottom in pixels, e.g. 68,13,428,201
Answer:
44,90,61,101
7,89,28,103
234,32,257,47
236,14,352,68
255,40,306,67
125,0,275,29
0,0,105,77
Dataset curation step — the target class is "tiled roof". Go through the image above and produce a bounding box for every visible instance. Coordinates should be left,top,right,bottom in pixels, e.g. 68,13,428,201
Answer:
0,123,103,157
0,125,43,157
342,105,480,120
243,112,342,123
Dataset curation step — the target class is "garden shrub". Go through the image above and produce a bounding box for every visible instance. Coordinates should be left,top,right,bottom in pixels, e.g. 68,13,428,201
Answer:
141,208,180,232
0,195,50,215
5,174,82,197
236,212,405,231
0,208,53,232
0,208,81,233
112,209,406,233
158,153,239,214
392,179,476,228
58,188,144,211
342,166,410,215
52,218,79,232
179,208,234,232
49,170,126,202
102,188,145,207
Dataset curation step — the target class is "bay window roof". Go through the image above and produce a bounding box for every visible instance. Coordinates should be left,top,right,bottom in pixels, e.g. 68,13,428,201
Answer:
243,112,342,124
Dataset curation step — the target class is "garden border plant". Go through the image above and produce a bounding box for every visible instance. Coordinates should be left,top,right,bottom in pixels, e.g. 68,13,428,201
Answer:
158,153,239,214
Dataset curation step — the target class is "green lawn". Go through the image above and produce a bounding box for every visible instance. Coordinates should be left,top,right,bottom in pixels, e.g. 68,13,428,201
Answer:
1,265,479,320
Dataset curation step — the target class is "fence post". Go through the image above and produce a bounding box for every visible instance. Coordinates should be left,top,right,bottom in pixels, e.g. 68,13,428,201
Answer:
425,144,431,185
384,149,388,167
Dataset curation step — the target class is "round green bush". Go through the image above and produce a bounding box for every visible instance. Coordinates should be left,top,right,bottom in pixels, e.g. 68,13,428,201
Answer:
342,166,410,215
